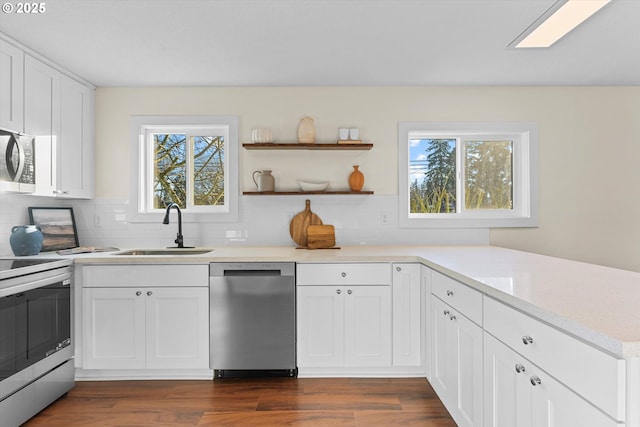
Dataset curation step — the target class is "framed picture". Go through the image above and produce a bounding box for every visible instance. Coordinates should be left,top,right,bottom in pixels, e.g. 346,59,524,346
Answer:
28,207,79,251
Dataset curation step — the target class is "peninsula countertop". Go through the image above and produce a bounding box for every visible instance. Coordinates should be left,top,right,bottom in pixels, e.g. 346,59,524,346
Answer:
42,244,640,358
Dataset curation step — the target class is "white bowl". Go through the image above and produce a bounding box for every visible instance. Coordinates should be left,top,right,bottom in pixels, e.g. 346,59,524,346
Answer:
297,180,329,192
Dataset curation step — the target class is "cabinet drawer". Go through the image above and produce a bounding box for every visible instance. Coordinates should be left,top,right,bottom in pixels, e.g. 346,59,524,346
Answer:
484,296,625,421
297,263,391,286
431,271,482,325
83,264,209,287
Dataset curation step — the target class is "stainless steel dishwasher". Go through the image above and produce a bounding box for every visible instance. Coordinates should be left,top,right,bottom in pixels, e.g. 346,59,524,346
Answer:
209,262,296,378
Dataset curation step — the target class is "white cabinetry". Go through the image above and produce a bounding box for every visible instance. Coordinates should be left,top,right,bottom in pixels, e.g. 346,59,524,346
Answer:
484,332,623,427
58,75,93,198
421,265,431,380
23,53,94,198
391,263,421,367
24,54,59,197
81,264,209,372
0,39,23,132
484,296,625,425
296,263,392,374
430,271,483,427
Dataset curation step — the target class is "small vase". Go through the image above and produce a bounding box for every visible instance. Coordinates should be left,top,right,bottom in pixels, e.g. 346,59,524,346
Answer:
10,225,44,256
349,165,364,191
297,117,316,143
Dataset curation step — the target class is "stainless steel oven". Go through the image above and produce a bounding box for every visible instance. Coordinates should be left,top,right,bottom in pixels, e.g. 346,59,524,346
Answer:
0,129,36,193
0,258,74,427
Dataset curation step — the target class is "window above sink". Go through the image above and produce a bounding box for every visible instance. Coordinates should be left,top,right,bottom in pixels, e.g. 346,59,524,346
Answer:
129,115,239,224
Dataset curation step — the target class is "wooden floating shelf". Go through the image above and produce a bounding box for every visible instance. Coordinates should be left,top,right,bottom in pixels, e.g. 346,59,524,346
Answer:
242,142,373,151
243,190,374,195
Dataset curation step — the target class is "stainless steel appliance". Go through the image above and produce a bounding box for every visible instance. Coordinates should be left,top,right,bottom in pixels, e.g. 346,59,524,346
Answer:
0,258,74,426
0,129,35,193
209,262,296,378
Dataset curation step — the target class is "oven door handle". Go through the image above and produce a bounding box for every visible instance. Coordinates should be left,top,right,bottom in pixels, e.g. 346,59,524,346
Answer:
0,271,72,297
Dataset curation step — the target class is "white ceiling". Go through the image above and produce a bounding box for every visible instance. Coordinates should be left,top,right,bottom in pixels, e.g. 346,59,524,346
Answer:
1,0,638,87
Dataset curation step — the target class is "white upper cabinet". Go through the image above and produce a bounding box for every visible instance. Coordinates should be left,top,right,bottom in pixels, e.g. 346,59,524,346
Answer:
21,50,94,198
58,75,94,198
24,54,59,196
0,39,24,132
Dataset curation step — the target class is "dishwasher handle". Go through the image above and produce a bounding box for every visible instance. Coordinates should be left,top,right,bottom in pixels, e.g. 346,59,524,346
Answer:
223,269,282,277
210,262,295,277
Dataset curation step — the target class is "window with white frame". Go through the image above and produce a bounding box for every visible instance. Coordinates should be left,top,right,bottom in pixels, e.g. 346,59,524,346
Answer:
129,116,238,222
398,122,538,228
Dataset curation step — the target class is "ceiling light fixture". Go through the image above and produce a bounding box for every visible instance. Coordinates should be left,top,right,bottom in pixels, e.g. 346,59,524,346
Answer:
510,0,611,48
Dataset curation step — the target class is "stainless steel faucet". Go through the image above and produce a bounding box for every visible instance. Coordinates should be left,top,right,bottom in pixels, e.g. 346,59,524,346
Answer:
162,203,186,248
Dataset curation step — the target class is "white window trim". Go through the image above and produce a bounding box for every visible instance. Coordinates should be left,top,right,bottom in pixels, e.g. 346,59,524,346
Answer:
129,115,239,223
398,121,538,228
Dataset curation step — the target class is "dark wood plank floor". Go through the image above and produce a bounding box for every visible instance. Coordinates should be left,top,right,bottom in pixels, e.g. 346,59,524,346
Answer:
24,378,457,426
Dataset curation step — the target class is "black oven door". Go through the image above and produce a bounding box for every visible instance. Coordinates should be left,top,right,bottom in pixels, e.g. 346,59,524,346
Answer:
0,280,71,382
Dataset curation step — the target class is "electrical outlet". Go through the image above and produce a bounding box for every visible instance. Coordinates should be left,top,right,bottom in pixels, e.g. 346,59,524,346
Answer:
94,214,102,227
380,212,389,225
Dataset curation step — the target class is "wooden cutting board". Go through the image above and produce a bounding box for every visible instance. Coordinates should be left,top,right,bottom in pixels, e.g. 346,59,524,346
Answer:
307,225,336,249
289,199,322,247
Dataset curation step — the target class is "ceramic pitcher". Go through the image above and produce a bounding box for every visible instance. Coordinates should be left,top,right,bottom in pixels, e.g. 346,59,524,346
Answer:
252,170,275,192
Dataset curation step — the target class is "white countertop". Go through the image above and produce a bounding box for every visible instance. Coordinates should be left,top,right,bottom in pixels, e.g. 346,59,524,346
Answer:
62,244,640,358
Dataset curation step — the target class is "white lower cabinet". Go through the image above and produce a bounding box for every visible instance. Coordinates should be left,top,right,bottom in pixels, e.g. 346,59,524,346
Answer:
297,284,391,368
392,263,422,367
431,295,483,427
421,265,432,380
83,286,209,370
296,263,392,372
484,332,623,427
81,263,210,373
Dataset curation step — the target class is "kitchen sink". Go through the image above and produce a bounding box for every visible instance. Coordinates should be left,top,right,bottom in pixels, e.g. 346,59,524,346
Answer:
113,248,214,256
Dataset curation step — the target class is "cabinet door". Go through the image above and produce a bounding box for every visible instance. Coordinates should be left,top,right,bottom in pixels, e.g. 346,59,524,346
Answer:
530,367,623,427
484,332,531,427
392,263,421,366
344,285,392,367
421,265,432,380
431,296,483,427
24,55,59,197
58,75,93,198
297,286,344,367
431,296,454,401
145,287,209,369
83,287,146,369
453,307,483,427
0,39,23,132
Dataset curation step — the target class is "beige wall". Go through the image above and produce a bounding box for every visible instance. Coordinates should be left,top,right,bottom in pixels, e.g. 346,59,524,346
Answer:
95,86,640,272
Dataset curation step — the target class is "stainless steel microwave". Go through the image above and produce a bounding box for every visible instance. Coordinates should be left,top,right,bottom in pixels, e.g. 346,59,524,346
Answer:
0,129,35,193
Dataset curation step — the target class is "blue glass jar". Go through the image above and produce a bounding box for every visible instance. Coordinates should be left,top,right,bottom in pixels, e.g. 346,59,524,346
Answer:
9,225,44,256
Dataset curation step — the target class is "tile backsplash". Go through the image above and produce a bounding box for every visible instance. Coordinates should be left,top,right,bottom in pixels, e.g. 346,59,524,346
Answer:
0,192,489,256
